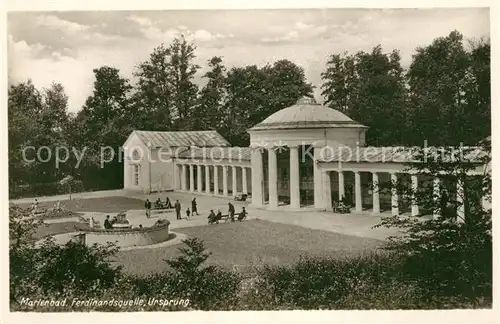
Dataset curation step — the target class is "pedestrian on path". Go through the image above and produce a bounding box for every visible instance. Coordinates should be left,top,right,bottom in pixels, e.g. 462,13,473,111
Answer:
174,200,182,220
191,198,199,215
145,199,151,218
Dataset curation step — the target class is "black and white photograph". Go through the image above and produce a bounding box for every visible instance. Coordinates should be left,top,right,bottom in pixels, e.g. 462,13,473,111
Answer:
4,1,495,320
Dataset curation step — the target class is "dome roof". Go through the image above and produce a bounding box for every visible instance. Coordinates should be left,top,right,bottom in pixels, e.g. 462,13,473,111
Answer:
249,97,367,131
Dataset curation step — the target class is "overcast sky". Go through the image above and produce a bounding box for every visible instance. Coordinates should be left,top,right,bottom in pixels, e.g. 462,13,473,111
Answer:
8,8,490,113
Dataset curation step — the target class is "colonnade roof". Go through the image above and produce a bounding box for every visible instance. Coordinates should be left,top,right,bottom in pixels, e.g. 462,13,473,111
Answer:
130,130,230,148
176,147,252,161
317,146,488,164
248,96,367,131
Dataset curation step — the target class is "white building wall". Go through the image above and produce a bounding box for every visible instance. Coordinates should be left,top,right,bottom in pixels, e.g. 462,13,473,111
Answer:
123,132,150,192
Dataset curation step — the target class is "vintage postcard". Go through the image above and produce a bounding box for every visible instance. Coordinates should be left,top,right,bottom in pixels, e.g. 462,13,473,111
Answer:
3,0,496,323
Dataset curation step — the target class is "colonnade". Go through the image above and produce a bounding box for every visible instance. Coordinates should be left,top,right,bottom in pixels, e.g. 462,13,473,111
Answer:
322,170,464,220
176,163,251,197
251,146,301,209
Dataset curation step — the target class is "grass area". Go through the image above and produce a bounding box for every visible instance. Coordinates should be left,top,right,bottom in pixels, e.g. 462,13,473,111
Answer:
15,196,145,213
115,219,384,276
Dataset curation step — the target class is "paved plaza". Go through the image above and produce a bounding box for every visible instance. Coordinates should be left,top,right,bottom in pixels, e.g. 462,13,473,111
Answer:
13,189,400,241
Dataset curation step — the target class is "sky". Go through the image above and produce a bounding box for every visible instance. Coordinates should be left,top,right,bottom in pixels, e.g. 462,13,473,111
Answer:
8,8,490,113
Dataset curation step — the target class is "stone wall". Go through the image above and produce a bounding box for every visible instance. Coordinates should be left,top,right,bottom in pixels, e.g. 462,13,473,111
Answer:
82,223,170,248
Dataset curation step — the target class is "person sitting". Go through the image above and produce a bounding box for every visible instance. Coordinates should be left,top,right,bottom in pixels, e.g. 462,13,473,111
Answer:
104,215,113,229
216,209,223,222
237,207,247,221
111,216,118,225
155,198,162,209
208,209,217,224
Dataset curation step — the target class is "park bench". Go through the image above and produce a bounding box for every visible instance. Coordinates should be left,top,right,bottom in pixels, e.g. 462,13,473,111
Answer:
154,200,174,210
208,212,248,224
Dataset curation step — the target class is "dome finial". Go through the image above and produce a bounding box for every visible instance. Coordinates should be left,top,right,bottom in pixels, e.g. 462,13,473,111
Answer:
297,96,317,105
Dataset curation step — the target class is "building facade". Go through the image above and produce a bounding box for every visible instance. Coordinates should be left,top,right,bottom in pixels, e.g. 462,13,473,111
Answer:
123,97,489,218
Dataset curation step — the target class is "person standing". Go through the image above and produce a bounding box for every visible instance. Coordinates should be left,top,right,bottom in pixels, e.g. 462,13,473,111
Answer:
186,208,191,220
145,199,152,218
191,198,199,216
174,200,182,220
228,202,235,222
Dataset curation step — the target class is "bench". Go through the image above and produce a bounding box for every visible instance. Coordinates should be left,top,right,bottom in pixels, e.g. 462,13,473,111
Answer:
208,212,248,224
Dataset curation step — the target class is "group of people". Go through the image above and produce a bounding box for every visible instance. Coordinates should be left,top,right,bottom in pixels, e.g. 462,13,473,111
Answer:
103,215,119,229
174,198,199,220
144,197,199,220
208,203,247,224
144,196,247,224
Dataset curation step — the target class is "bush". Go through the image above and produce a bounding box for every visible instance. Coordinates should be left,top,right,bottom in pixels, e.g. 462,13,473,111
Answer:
161,238,242,310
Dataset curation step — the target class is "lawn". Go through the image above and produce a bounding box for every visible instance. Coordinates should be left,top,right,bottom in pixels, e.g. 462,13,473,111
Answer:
115,219,385,276
15,196,145,213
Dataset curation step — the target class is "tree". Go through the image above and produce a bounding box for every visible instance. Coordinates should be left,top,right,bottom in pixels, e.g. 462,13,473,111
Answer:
223,60,313,146
133,44,174,131
75,66,132,190
375,141,491,300
321,51,357,112
166,36,200,130
406,31,472,145
321,46,407,146
192,56,227,130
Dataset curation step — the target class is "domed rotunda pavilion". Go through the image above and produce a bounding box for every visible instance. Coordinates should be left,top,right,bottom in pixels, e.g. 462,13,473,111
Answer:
123,97,487,218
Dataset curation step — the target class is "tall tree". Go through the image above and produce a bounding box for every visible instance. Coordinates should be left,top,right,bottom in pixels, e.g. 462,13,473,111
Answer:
321,46,407,146
133,44,173,131
406,30,471,145
223,60,313,146
321,52,357,112
192,56,227,131
8,80,44,189
75,66,132,189
166,36,200,130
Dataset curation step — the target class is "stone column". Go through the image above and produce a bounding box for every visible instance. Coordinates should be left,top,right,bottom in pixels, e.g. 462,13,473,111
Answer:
189,165,194,192
289,146,300,209
323,171,332,210
354,171,362,212
456,177,465,223
213,166,219,195
251,148,264,207
242,167,248,195
411,174,419,216
172,163,178,190
197,165,202,192
313,147,323,208
391,173,399,215
205,165,210,194
222,165,228,196
181,165,187,191
433,177,441,219
338,171,345,201
372,172,380,214
232,166,238,196
268,148,278,209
